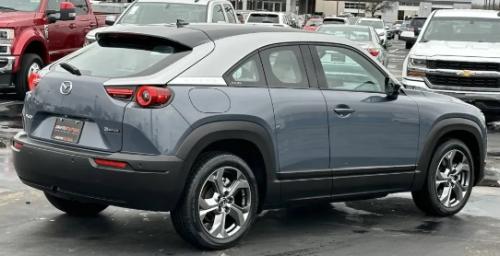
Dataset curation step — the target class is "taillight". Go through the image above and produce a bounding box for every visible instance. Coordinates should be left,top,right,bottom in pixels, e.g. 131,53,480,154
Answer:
28,72,41,91
136,86,172,108
105,87,134,99
368,48,380,57
13,141,23,150
94,158,128,169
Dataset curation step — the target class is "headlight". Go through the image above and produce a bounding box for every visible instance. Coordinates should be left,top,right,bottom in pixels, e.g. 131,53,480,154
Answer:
0,29,15,45
407,57,427,78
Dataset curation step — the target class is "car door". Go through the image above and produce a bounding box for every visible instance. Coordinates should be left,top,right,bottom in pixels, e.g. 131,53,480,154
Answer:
46,0,73,61
69,0,96,48
310,44,420,196
259,45,331,201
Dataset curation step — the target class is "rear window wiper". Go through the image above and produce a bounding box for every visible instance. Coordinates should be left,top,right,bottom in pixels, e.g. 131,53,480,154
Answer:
60,62,82,76
0,6,17,11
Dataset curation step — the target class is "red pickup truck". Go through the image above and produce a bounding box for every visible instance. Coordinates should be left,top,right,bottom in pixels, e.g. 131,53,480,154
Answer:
0,0,105,98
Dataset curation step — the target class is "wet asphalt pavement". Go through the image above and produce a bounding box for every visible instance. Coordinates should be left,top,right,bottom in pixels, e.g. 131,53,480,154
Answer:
0,39,500,256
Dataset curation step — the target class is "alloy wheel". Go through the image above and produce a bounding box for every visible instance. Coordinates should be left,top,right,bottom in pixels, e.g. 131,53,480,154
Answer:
435,149,471,208
198,166,251,239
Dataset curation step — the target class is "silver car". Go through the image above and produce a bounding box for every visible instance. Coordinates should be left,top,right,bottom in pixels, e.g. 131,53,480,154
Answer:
317,25,389,66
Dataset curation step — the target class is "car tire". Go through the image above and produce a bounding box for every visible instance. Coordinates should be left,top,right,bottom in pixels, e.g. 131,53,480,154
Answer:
45,192,108,217
171,152,259,250
412,139,474,217
15,53,44,99
405,41,413,49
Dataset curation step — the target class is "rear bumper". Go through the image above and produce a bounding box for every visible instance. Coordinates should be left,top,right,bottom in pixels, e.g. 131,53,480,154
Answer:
12,132,187,211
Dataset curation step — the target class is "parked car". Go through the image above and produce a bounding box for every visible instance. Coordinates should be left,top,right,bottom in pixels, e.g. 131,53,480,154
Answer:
86,0,239,44
303,17,323,31
402,9,500,122
317,25,389,66
236,10,251,23
400,16,427,49
14,24,485,250
356,18,387,44
323,17,348,25
391,20,404,36
0,0,106,98
245,11,291,27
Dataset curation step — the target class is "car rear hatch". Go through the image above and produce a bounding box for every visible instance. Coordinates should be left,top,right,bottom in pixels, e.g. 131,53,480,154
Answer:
22,26,213,152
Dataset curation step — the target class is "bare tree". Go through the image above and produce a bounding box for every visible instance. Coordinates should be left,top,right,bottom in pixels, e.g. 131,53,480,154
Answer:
365,1,393,17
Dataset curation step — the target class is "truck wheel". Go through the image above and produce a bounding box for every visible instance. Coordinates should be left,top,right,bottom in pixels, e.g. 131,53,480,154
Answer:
15,53,43,99
412,139,474,217
171,152,258,250
405,41,413,49
45,192,108,217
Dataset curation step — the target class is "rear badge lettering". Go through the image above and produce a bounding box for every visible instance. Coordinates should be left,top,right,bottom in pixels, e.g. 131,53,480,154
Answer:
104,127,121,133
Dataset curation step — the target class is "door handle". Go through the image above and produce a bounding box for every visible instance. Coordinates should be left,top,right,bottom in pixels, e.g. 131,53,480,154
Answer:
89,22,97,27
334,104,355,117
69,23,77,29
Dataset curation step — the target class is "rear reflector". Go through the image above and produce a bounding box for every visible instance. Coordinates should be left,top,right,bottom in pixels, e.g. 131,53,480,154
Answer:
94,158,128,169
136,86,172,107
106,87,134,99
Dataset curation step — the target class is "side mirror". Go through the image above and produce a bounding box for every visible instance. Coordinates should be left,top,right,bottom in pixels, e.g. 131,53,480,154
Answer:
59,2,76,21
386,78,401,100
105,15,117,26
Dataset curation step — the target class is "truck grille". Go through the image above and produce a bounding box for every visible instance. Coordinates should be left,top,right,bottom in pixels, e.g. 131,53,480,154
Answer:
427,60,500,72
427,74,500,88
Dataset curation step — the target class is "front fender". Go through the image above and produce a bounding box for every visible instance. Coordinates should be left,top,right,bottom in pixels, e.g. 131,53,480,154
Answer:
13,28,49,70
412,118,486,190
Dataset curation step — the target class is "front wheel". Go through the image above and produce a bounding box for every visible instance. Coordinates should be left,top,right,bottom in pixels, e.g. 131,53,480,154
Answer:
171,152,258,250
412,139,474,217
45,192,108,217
15,53,43,99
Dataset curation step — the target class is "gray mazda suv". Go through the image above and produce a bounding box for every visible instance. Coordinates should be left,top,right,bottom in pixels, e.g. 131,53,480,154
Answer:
12,24,486,249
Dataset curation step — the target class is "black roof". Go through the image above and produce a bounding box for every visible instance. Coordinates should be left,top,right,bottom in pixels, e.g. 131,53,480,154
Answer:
96,24,298,49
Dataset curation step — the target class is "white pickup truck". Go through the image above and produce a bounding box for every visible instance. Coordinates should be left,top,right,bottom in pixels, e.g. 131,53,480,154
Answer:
402,9,500,122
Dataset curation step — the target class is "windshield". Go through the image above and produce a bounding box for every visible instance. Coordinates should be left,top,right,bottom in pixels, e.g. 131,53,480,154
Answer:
119,3,207,25
247,13,279,24
357,20,384,29
0,0,40,12
318,26,372,42
422,17,500,43
54,34,191,78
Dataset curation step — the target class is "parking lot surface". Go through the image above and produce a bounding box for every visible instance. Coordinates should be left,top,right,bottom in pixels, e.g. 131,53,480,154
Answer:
0,39,500,255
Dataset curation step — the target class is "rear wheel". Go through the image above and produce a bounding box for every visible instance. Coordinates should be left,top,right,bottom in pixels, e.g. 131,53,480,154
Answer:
171,152,258,250
15,53,43,99
412,139,474,216
45,192,108,217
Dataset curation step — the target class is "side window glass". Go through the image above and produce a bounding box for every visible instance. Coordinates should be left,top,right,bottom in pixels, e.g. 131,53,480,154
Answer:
70,0,89,15
47,0,63,11
260,46,309,88
224,4,236,23
212,4,226,23
225,54,266,87
314,45,386,93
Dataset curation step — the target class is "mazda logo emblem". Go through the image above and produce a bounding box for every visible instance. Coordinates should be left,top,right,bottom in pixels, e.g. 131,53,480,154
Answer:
60,81,73,95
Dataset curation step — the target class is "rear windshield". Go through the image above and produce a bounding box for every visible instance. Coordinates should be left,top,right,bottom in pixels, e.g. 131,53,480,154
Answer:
247,13,279,24
119,2,207,25
323,19,346,25
410,18,426,28
357,20,384,29
54,34,191,78
318,26,372,42
422,17,500,43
